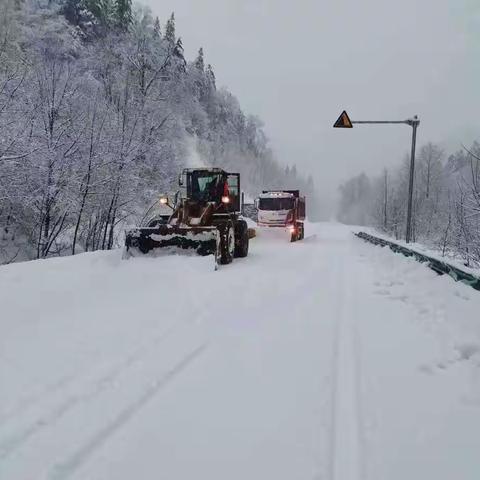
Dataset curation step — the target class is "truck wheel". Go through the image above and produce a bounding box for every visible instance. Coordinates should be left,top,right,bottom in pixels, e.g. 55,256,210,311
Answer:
219,223,235,264
290,223,298,242
298,222,305,240
234,220,249,258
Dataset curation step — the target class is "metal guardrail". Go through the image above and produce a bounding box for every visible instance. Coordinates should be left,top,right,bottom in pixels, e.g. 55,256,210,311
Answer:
355,231,480,292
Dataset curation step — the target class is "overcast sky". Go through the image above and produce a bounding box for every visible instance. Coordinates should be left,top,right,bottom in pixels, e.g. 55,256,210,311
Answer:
144,0,479,202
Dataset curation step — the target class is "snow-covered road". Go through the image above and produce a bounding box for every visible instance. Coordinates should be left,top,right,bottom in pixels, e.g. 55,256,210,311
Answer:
1,223,479,480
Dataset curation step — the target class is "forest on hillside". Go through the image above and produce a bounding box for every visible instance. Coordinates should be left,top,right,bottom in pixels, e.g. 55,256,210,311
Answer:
338,141,480,267
0,0,318,263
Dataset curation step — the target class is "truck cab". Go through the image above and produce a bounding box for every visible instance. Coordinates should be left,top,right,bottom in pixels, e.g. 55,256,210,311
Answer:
256,190,306,241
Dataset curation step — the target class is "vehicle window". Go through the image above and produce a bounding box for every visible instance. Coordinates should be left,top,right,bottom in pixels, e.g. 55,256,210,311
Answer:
190,172,222,200
258,198,294,210
227,175,239,196
197,176,217,194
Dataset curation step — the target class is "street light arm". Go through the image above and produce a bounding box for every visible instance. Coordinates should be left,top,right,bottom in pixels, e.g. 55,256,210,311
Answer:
351,120,411,125
333,110,420,243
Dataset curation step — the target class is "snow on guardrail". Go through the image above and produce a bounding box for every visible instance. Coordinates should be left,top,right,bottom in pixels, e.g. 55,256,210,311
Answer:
355,231,480,292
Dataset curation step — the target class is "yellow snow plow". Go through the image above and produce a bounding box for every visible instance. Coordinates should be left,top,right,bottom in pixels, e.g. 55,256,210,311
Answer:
124,168,252,265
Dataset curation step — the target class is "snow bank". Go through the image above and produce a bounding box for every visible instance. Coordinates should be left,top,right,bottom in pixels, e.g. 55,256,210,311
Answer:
362,227,480,276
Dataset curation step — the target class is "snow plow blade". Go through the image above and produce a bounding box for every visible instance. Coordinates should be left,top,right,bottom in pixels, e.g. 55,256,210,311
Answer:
124,225,218,258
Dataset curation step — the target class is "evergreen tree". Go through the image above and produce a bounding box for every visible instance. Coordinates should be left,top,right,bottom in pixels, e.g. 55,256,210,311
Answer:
83,0,115,29
85,0,104,22
164,12,175,44
206,64,216,90
194,47,204,72
61,0,84,26
174,37,186,71
153,16,161,38
115,0,132,29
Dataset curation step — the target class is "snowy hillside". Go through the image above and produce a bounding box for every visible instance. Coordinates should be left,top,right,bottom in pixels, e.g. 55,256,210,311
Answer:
0,0,319,265
1,223,479,480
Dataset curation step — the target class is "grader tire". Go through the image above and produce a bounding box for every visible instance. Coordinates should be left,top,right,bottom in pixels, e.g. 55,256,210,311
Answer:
234,220,249,258
219,223,235,264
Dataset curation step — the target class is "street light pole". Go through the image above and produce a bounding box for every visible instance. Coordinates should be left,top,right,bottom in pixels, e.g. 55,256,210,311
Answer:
333,111,420,243
405,116,419,244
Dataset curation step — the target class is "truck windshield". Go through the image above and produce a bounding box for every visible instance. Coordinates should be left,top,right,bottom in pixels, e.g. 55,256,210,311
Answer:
258,198,294,210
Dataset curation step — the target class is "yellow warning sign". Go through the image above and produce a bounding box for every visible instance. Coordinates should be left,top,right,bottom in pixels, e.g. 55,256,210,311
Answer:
333,110,353,128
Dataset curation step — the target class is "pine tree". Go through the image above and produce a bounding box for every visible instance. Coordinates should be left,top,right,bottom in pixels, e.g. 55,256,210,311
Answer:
164,12,175,44
206,64,216,90
61,0,84,26
173,37,186,72
153,16,161,38
85,0,106,24
81,0,116,29
194,47,204,72
115,0,132,29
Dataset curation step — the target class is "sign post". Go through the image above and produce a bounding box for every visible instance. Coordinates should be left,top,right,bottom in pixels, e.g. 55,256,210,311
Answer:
333,111,420,243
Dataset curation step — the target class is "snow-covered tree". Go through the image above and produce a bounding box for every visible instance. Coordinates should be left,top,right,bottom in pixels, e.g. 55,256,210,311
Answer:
0,1,321,264
153,15,161,38
115,0,132,29
339,140,480,266
164,12,175,44
194,47,204,72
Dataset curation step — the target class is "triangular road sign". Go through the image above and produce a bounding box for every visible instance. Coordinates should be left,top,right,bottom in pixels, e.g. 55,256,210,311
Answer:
333,110,353,128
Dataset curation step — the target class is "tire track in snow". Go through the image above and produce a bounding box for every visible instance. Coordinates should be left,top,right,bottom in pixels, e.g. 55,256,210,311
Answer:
0,372,78,427
352,274,367,480
328,238,366,480
0,324,179,461
48,344,207,480
327,248,343,480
